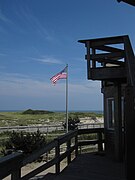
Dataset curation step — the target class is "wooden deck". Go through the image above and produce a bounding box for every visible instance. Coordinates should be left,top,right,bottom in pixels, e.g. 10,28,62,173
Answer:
42,153,126,180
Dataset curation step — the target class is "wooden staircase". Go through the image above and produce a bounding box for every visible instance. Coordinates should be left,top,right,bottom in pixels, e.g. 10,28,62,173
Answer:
78,35,135,85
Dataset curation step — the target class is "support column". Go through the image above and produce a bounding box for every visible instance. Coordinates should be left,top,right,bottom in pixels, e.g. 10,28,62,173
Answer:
125,86,135,179
114,83,123,161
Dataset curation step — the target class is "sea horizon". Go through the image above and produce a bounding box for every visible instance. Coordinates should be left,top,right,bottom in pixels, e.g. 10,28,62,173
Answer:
0,109,103,114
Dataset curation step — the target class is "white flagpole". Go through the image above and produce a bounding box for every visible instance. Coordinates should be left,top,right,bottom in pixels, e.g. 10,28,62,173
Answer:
66,64,68,133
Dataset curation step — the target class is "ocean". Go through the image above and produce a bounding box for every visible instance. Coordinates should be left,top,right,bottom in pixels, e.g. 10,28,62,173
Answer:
0,109,103,114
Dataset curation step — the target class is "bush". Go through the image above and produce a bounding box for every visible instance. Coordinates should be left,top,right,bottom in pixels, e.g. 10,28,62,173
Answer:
22,109,54,115
1,129,46,155
63,116,80,131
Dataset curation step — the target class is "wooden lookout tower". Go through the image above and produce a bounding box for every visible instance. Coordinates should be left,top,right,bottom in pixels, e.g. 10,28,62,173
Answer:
78,35,135,179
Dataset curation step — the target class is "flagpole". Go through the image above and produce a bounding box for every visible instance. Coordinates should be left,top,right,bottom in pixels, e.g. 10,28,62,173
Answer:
66,64,68,133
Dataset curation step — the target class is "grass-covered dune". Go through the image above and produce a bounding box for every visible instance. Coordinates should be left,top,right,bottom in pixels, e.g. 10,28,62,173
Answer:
0,109,103,127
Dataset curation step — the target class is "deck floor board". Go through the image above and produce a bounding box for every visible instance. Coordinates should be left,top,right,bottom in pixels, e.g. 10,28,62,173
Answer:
40,153,126,180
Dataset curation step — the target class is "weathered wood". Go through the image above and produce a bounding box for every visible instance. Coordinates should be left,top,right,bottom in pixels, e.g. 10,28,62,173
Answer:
49,153,126,180
124,36,135,86
57,130,78,145
124,86,135,179
114,83,123,161
78,35,125,47
78,128,104,135
0,128,103,179
117,0,135,6
86,41,91,79
78,139,99,146
55,139,60,174
23,140,57,165
94,45,124,53
67,139,71,165
97,132,103,152
89,52,125,61
21,157,58,180
85,54,125,66
89,67,126,80
0,152,23,180
11,169,21,180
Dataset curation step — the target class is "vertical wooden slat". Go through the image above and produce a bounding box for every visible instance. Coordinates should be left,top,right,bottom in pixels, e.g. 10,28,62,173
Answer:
92,48,96,68
97,131,103,152
125,86,135,179
75,133,78,158
86,41,91,79
55,139,60,174
114,83,123,161
67,139,71,165
11,168,21,180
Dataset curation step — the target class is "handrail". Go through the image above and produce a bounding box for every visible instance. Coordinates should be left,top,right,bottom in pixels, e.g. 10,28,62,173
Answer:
0,152,23,180
0,123,104,132
0,128,104,180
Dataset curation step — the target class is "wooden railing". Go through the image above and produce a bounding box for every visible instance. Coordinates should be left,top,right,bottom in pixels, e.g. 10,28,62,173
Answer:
0,123,104,133
0,128,104,180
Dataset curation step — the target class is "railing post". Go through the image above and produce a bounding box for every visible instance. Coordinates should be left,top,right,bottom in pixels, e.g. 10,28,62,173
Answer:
55,139,60,174
11,168,21,180
75,131,78,157
67,139,71,165
97,131,103,152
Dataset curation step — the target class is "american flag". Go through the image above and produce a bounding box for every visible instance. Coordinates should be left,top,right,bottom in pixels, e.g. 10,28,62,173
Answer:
50,66,67,84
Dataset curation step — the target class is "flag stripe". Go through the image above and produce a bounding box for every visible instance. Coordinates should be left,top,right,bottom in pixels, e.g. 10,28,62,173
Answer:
50,66,67,84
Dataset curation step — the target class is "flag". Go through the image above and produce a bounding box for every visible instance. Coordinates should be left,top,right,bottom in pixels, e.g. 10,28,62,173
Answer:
50,66,67,84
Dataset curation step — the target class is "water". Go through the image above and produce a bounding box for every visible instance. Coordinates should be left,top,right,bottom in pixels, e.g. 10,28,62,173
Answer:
0,109,103,114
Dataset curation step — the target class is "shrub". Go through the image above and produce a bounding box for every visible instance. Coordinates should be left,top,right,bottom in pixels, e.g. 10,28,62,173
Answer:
22,109,54,115
2,129,46,155
63,116,80,130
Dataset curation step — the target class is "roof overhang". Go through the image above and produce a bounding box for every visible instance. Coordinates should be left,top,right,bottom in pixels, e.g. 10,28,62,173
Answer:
117,0,135,6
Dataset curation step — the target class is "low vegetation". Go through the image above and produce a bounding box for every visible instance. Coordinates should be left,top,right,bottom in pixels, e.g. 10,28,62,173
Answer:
0,110,103,127
22,109,54,115
0,110,103,157
1,130,47,156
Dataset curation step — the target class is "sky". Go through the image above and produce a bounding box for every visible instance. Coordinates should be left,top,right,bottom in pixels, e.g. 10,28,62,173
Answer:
0,0,135,111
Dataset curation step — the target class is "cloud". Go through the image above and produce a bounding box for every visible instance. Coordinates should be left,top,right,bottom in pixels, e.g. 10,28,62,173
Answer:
0,10,12,24
0,72,101,96
30,56,64,65
0,72,102,110
14,4,55,43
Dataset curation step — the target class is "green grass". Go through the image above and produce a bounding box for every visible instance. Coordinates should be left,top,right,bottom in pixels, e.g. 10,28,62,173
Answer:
0,111,103,127
0,111,65,126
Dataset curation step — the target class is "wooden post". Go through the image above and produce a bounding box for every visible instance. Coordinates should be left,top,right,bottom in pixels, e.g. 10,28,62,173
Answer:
75,133,78,158
114,83,123,161
67,139,71,165
11,169,21,180
97,132,103,152
125,86,135,179
86,41,91,79
55,139,60,174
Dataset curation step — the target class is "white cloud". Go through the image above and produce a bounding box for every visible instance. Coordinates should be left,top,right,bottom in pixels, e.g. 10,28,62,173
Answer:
14,5,56,43
30,56,64,65
0,10,12,24
0,72,101,96
0,72,102,110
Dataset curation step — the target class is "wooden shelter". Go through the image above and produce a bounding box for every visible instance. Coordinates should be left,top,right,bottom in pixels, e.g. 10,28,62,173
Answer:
78,35,135,179
117,0,135,6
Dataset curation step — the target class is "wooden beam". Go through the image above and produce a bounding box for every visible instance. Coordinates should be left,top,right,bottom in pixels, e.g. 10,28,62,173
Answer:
89,52,125,61
117,0,135,6
78,35,127,47
125,86,135,179
94,45,124,53
85,55,125,66
89,67,126,80
114,83,123,161
123,36,135,86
